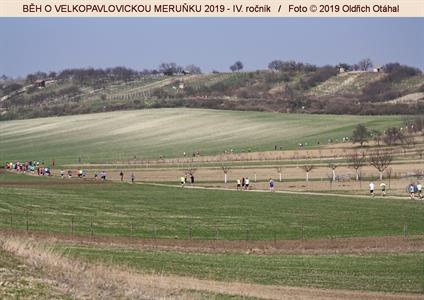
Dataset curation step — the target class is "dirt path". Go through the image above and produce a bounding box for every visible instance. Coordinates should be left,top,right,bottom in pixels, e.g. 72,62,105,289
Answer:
1,235,422,300
140,181,415,201
2,230,423,255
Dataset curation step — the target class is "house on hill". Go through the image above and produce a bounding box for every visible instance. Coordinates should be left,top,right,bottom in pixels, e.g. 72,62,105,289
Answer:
34,79,46,88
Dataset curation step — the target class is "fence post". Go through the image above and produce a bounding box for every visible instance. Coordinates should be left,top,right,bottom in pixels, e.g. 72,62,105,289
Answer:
189,226,192,240
71,216,74,235
90,219,94,237
403,223,408,239
26,212,29,233
154,225,157,239
246,229,250,241
10,214,12,228
215,227,219,240
301,223,304,240
130,222,133,234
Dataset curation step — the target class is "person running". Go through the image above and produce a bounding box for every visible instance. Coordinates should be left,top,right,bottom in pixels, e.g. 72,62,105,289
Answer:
409,184,415,200
180,176,185,188
369,182,375,197
236,178,241,190
417,182,422,199
190,174,194,184
120,171,124,181
241,177,245,190
380,182,386,196
269,178,275,192
245,177,250,190
60,169,65,179
131,173,135,183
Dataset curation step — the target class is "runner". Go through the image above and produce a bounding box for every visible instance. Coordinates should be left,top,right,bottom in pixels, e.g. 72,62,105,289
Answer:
369,182,375,197
269,178,275,192
380,182,386,196
180,176,185,188
241,177,245,190
120,171,124,181
131,173,135,183
60,169,65,179
409,184,415,199
245,177,250,190
417,182,422,199
236,178,241,190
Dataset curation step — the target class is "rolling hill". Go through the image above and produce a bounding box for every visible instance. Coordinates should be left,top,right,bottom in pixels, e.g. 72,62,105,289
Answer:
0,108,404,163
0,66,423,120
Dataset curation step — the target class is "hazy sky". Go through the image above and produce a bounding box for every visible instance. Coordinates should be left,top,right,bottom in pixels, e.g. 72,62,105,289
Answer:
0,18,423,77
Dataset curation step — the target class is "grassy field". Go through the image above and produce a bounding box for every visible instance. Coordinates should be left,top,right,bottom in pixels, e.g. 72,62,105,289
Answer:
57,244,424,294
0,108,406,164
0,247,71,299
1,173,423,240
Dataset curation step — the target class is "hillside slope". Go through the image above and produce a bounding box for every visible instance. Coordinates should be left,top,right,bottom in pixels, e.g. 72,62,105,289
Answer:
0,68,423,120
0,108,404,163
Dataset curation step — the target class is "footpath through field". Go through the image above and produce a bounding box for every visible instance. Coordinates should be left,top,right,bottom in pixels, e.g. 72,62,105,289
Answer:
138,182,415,201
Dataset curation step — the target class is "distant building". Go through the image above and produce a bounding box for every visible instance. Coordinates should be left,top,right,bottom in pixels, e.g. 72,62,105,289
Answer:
34,79,46,87
373,66,383,73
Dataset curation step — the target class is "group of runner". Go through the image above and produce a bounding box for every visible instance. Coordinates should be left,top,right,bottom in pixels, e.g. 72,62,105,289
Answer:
180,173,195,187
236,177,251,190
369,181,422,199
59,169,108,181
407,183,423,199
119,171,136,183
5,161,51,176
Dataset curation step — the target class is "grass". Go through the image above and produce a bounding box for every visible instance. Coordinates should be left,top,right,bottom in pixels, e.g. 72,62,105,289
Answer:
57,244,424,294
0,248,71,299
0,108,406,164
1,173,424,240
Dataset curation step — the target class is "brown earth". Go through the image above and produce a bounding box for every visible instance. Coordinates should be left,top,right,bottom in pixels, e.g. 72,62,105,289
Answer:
1,234,423,300
2,229,423,255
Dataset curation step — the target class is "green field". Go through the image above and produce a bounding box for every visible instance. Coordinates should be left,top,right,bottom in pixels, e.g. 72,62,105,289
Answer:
57,245,424,294
0,108,406,164
1,173,423,240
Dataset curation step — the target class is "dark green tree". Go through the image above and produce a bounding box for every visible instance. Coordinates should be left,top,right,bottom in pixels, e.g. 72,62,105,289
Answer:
352,124,370,147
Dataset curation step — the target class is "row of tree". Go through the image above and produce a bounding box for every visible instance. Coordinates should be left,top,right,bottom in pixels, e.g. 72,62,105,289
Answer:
351,118,423,147
298,147,393,183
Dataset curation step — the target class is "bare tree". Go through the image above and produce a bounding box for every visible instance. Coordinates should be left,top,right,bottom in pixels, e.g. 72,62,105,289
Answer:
301,163,315,182
347,151,366,181
358,58,373,71
369,148,393,180
276,166,283,182
185,64,202,74
327,162,338,181
221,165,230,184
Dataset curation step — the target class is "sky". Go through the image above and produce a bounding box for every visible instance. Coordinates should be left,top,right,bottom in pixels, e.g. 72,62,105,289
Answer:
0,18,423,78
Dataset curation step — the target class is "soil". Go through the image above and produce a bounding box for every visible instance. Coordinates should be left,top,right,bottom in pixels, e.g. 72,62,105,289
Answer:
1,229,423,255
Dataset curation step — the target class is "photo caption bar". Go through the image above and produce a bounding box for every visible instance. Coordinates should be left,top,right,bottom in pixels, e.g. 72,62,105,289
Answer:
1,0,423,17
